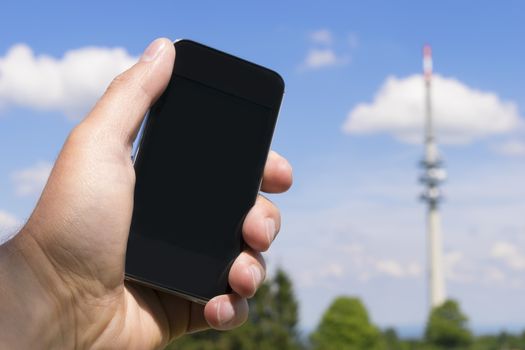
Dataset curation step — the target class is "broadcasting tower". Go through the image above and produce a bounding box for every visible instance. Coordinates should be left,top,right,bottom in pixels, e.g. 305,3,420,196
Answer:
420,45,447,309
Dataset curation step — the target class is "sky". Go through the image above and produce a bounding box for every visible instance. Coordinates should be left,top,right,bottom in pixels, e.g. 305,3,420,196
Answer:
1,0,525,336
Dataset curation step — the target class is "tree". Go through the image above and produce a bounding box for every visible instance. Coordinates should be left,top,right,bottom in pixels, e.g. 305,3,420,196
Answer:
310,296,384,350
168,267,302,350
383,328,407,350
424,299,472,349
273,268,299,335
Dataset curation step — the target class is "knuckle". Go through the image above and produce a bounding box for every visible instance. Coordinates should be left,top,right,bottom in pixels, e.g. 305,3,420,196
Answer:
106,71,134,94
66,124,91,146
105,68,152,106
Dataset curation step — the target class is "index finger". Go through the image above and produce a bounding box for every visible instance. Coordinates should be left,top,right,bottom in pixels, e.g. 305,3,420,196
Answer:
261,151,292,193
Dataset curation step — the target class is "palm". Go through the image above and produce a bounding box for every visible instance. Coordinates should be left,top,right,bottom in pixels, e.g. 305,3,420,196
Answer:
29,122,193,348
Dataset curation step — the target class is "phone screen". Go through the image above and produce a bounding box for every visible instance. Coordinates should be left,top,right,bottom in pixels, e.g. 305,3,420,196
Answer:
126,72,277,301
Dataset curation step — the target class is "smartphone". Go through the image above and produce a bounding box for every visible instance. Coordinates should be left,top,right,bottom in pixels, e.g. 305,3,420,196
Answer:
125,39,284,304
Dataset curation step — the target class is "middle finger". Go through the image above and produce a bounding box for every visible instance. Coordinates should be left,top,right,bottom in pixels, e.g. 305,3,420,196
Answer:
242,195,281,252
229,250,266,298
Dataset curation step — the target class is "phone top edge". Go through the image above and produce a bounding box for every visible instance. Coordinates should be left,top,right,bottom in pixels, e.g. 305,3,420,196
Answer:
174,38,285,91
172,39,284,109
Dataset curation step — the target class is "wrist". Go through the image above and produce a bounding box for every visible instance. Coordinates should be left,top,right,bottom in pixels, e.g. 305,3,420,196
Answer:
0,229,74,349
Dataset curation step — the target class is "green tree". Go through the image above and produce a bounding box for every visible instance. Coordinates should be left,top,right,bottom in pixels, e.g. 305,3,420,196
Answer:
424,299,472,349
471,331,525,350
310,296,384,350
383,328,408,350
274,269,299,335
168,267,302,350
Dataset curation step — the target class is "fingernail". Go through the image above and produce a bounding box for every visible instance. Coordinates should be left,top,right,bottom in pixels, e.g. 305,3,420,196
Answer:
250,264,263,288
265,218,276,244
217,301,235,326
140,39,165,62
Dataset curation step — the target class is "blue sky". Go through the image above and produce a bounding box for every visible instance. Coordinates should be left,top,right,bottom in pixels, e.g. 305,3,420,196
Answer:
1,0,525,336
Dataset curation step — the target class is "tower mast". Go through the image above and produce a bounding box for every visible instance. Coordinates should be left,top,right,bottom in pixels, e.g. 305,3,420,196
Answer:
420,45,446,309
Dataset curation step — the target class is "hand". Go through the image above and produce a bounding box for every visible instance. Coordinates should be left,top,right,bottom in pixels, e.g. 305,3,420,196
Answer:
0,38,292,349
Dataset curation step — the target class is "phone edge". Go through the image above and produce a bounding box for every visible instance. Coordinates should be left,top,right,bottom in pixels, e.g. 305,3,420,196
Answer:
125,273,209,305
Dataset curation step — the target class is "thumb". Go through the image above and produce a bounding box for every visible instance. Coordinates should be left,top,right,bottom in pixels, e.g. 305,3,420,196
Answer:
84,38,175,147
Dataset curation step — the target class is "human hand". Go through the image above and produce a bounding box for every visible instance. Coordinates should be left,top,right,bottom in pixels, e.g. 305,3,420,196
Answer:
0,38,292,349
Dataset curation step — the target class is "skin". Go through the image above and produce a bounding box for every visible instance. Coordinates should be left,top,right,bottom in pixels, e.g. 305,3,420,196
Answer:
0,38,292,349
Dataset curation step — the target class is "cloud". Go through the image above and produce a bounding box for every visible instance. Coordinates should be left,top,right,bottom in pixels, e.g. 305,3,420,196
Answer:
0,43,136,119
300,48,348,70
310,29,333,45
491,241,525,271
0,210,20,244
340,243,423,280
343,74,522,144
492,139,525,157
298,262,345,288
11,161,53,197
299,29,351,71
295,238,423,289
374,259,422,278
322,262,345,277
297,251,421,288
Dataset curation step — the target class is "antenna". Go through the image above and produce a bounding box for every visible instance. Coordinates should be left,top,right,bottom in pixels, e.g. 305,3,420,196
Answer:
419,44,447,309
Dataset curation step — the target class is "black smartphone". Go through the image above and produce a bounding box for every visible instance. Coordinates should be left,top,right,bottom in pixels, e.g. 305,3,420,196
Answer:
125,40,284,304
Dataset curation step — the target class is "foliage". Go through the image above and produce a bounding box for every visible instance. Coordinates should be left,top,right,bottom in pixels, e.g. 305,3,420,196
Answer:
164,269,525,350
310,296,384,350
470,330,525,350
424,299,473,349
167,267,302,350
383,328,411,350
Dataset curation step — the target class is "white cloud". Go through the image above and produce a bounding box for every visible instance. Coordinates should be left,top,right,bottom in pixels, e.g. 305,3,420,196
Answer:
321,262,345,277
339,243,422,279
310,29,333,45
374,260,404,277
298,262,345,287
0,43,136,119
296,240,422,288
491,241,525,271
300,48,348,70
0,210,20,244
492,139,525,157
11,161,53,197
299,29,352,71
343,74,522,144
375,259,422,278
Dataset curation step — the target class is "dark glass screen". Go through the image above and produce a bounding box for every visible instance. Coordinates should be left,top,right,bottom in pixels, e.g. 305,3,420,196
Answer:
126,74,277,301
